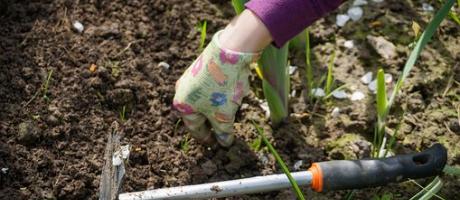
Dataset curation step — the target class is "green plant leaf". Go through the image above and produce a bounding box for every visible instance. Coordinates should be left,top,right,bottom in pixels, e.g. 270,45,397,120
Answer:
409,177,444,200
305,29,313,101
252,122,305,200
198,21,207,51
231,0,247,14
324,50,336,96
259,43,290,126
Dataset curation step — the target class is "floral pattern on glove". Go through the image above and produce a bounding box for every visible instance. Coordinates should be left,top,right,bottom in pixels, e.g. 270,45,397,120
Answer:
232,81,244,104
210,92,227,106
173,101,195,115
191,55,203,76
208,59,227,86
220,49,240,64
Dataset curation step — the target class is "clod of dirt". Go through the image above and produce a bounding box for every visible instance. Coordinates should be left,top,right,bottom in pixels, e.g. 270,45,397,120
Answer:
448,119,460,134
107,88,135,107
46,114,60,126
326,134,371,160
17,121,41,145
201,160,217,176
86,22,121,38
224,143,255,173
366,35,397,61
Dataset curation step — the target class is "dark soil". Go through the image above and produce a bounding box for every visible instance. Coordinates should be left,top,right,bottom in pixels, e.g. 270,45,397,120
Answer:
0,0,459,200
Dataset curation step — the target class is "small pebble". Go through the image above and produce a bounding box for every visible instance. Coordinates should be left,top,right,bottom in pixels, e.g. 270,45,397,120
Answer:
347,7,363,21
289,65,297,75
290,89,297,98
368,79,377,92
336,14,350,27
293,160,303,171
158,62,170,70
422,3,434,12
1,168,8,174
372,0,384,2
312,88,325,97
331,107,340,118
384,73,393,84
350,91,365,101
259,101,270,117
344,40,354,49
72,21,84,33
241,103,249,110
332,90,348,99
361,72,373,84
353,0,368,6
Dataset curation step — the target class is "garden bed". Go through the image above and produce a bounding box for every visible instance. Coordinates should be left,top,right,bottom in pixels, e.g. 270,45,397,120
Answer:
0,0,459,199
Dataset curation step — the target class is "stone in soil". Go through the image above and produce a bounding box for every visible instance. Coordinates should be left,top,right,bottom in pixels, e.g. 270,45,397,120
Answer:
366,35,397,61
17,121,41,145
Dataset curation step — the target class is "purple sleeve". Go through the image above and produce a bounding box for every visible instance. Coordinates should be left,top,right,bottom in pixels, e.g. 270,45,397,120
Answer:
246,0,344,48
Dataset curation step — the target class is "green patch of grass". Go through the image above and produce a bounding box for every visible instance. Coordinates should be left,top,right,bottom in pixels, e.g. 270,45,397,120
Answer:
250,135,263,152
106,60,121,77
372,193,393,200
42,69,53,101
180,134,190,153
119,105,127,122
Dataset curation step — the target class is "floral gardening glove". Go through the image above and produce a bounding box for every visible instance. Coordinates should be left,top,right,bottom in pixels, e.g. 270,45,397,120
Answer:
173,30,260,147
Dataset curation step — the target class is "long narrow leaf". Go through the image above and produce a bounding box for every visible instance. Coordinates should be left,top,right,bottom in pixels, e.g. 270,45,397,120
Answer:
252,122,305,200
198,21,207,51
259,44,290,126
231,0,247,14
324,51,336,96
305,29,313,100
409,177,444,200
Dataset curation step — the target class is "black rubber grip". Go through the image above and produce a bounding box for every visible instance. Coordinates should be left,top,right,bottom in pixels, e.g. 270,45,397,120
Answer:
318,144,447,191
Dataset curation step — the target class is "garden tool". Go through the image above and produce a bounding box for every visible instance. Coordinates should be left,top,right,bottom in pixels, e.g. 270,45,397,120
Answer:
118,143,447,200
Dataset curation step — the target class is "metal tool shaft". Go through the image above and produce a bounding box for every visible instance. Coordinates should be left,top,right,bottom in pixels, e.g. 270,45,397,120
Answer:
119,171,312,200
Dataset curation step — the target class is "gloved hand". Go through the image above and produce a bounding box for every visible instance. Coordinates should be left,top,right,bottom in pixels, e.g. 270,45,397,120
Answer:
173,30,260,147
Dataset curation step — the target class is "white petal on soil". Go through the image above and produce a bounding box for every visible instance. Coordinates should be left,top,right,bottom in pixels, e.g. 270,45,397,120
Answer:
368,79,377,92
353,0,368,6
332,90,348,99
422,3,434,12
360,72,373,84
331,107,340,118
384,73,393,84
158,61,170,70
350,91,365,101
290,89,297,98
312,88,325,97
241,103,249,110
1,168,8,174
72,21,84,33
121,145,131,159
344,40,354,49
260,101,270,117
289,65,297,75
112,153,122,166
294,160,303,171
336,14,350,27
347,7,363,21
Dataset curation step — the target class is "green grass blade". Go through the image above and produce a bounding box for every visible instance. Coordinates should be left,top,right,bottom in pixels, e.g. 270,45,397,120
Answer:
324,50,336,96
376,69,387,121
387,0,456,114
198,21,207,51
231,0,247,14
409,177,444,200
305,29,313,100
252,122,306,200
